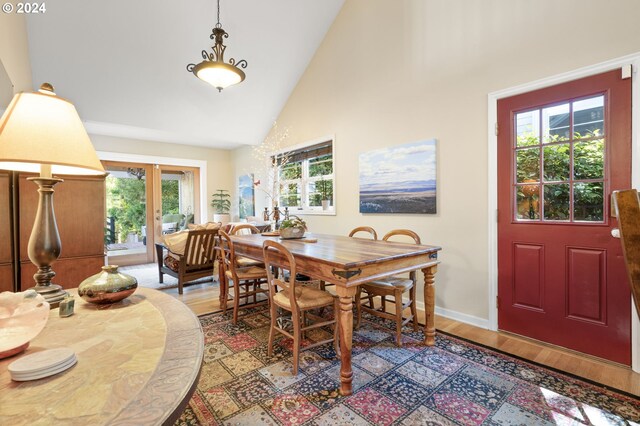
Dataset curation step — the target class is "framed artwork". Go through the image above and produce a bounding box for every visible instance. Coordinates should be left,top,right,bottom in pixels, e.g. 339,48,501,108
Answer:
359,139,437,214
238,174,255,219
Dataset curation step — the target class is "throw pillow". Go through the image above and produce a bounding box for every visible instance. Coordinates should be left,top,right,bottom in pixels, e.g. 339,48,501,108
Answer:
187,221,221,231
162,230,189,255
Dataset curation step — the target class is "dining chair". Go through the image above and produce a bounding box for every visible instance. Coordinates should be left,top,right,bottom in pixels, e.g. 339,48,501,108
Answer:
348,226,378,240
230,224,266,268
262,240,340,375
216,230,269,324
355,229,420,346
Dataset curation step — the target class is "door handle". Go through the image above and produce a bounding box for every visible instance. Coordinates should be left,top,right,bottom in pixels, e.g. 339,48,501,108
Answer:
611,228,620,238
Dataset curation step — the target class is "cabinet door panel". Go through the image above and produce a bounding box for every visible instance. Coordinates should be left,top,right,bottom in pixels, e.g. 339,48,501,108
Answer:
20,256,105,290
19,175,105,260
0,172,12,265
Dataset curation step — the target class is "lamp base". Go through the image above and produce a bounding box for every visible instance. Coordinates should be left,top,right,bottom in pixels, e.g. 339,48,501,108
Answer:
30,284,67,309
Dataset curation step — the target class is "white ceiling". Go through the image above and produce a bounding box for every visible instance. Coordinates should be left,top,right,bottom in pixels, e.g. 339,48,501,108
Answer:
26,0,344,149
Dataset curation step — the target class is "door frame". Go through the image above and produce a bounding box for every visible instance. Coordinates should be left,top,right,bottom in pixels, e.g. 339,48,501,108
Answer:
488,52,640,372
97,151,208,223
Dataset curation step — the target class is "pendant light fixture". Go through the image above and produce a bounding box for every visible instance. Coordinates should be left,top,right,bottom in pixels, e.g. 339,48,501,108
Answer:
187,0,248,92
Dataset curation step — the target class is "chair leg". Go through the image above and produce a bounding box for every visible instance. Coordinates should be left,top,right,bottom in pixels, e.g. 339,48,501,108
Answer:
320,280,326,291
301,311,307,339
355,287,362,329
410,285,418,331
233,281,241,324
395,289,403,347
178,277,183,295
267,302,277,357
381,295,386,313
222,280,229,313
292,311,301,376
333,297,340,355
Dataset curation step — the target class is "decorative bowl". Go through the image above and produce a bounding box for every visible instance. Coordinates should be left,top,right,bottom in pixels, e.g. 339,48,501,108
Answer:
0,290,50,359
78,265,138,304
280,226,305,239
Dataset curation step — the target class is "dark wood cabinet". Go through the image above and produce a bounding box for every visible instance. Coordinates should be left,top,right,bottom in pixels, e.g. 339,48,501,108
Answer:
0,172,15,292
0,171,106,292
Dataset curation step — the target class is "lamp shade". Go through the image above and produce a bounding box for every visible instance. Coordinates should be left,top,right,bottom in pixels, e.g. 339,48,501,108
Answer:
0,85,104,175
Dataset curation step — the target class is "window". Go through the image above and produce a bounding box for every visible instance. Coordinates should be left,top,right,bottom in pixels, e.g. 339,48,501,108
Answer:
514,95,605,222
277,140,334,214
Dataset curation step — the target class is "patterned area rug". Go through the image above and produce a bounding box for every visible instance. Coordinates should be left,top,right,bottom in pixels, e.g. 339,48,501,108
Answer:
176,305,640,426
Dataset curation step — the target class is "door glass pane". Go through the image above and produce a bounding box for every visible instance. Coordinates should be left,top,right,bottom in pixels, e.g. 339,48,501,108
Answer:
543,144,570,182
573,96,604,138
516,184,539,220
105,166,147,257
543,184,570,221
543,103,570,143
161,170,195,233
574,182,604,221
573,140,604,180
516,147,540,183
516,110,540,147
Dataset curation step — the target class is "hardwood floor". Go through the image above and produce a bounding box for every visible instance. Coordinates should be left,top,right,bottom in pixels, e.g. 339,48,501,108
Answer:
167,281,640,396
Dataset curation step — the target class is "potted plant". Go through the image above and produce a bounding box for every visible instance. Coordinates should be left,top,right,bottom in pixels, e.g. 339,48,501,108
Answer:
211,189,231,225
318,178,331,210
279,215,307,239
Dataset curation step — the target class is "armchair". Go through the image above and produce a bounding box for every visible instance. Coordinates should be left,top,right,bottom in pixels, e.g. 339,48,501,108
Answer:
155,228,218,294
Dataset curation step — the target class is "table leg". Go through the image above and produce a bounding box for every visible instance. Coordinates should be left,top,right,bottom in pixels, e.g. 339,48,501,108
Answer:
422,265,438,345
335,286,357,396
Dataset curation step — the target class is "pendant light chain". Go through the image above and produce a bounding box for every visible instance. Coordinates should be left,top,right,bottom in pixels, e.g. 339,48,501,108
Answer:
216,0,221,28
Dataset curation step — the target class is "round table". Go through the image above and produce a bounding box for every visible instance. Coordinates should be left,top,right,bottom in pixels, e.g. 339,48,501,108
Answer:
0,287,204,425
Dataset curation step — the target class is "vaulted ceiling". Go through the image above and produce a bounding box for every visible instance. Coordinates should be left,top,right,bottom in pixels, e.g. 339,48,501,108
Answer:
26,0,344,149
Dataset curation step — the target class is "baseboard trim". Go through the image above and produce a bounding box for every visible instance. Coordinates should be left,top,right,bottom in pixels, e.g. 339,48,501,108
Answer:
414,300,490,330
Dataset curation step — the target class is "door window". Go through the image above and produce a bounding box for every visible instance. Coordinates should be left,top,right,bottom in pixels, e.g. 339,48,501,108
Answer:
514,95,605,222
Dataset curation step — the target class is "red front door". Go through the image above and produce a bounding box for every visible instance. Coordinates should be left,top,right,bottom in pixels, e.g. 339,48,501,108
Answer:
497,69,632,365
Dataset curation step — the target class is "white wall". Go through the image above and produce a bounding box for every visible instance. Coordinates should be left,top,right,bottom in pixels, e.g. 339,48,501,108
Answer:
0,11,32,92
232,0,640,324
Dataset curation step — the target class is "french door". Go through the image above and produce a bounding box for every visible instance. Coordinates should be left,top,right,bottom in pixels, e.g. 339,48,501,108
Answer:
497,69,632,365
103,161,200,266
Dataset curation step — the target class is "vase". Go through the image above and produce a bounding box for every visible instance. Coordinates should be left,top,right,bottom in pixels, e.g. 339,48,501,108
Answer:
78,265,138,304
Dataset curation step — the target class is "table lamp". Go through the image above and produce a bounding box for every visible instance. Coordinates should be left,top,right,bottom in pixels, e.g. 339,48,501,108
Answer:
0,83,105,308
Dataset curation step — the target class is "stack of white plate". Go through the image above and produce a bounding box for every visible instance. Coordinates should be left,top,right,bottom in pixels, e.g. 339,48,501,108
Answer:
8,347,77,381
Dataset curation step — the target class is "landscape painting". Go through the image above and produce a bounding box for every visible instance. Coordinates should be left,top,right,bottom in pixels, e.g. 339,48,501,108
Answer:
238,174,255,219
359,139,437,214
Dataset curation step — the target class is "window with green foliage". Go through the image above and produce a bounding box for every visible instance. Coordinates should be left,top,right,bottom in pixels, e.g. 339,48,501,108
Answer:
514,95,605,223
277,141,334,212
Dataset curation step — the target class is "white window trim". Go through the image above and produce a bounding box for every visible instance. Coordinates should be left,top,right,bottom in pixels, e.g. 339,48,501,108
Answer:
272,135,336,216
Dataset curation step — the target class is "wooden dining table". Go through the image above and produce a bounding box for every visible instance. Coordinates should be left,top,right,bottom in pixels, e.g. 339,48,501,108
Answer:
229,232,441,396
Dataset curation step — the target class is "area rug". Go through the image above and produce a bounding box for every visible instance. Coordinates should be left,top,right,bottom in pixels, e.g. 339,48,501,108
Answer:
120,263,215,291
175,305,640,426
